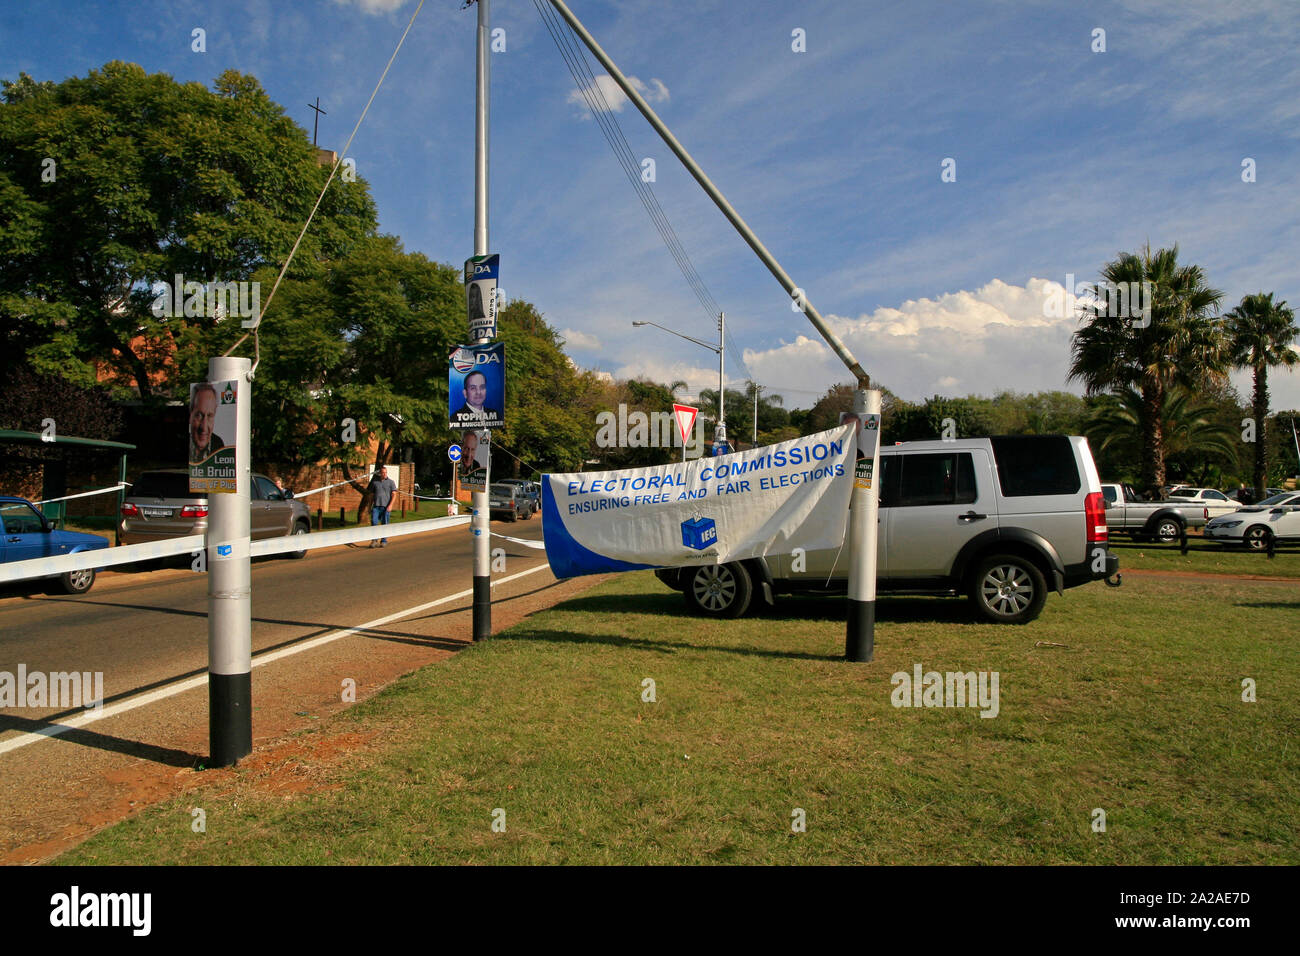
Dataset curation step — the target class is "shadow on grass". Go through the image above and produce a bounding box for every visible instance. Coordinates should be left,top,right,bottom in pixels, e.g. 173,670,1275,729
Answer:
548,590,975,626
504,627,839,662
1234,601,1300,609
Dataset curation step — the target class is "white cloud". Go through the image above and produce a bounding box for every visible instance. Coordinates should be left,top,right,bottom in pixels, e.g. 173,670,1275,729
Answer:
330,0,409,14
566,75,669,116
560,327,601,350
735,278,1082,404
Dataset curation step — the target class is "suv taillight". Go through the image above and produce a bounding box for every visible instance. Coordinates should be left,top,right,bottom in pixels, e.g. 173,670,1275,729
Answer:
181,505,208,518
1085,491,1108,543
120,502,139,518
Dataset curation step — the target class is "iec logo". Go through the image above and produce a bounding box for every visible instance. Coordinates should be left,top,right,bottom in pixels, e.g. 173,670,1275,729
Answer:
681,516,717,551
217,544,232,556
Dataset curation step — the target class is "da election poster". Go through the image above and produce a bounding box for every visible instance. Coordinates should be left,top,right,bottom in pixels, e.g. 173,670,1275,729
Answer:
188,380,238,493
464,253,499,340
541,424,857,578
449,343,505,429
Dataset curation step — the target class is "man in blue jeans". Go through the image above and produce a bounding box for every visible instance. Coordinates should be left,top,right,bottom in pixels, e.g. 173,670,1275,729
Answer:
368,466,398,548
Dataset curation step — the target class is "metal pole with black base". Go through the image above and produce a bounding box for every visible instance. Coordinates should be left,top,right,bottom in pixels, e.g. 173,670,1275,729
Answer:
470,0,492,642
206,355,253,766
845,388,882,662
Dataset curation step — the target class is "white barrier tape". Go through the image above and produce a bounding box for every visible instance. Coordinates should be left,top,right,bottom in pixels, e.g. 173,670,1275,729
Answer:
0,516,471,584
31,484,128,507
491,532,547,550
289,478,357,499
0,535,203,584
250,514,469,557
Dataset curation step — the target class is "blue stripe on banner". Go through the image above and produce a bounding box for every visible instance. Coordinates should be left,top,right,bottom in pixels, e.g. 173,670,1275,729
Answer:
541,479,657,579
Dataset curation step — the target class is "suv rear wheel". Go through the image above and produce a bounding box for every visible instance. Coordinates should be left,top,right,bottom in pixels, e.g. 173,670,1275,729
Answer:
685,563,753,618
969,554,1047,624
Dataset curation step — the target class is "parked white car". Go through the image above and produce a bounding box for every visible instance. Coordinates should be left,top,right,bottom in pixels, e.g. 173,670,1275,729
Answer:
1166,487,1236,518
1203,492,1300,551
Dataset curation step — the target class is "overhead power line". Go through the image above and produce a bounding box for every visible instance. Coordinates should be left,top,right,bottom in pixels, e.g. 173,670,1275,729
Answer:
531,0,754,385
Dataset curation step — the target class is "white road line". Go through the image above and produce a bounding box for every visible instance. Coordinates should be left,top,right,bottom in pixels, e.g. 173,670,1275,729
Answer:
0,561,552,757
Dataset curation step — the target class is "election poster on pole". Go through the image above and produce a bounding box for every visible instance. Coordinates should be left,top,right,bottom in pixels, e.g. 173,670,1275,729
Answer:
464,253,499,340
449,343,505,430
188,380,239,493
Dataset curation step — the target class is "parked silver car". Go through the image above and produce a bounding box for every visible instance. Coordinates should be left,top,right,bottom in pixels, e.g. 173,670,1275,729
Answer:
657,435,1118,624
118,469,312,557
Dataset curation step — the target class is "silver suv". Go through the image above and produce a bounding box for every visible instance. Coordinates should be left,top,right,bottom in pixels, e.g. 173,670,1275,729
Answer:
119,469,312,557
657,435,1118,624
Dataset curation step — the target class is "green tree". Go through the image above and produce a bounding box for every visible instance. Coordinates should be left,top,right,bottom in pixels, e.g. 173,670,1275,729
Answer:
241,236,460,505
1225,292,1299,498
494,299,603,475
1068,244,1226,492
0,61,378,395
1086,385,1240,487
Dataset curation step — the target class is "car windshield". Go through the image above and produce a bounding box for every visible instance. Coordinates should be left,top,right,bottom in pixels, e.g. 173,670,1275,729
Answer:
491,484,514,497
1168,489,1197,498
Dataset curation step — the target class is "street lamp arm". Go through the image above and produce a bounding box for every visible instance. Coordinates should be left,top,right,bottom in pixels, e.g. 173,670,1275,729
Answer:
631,321,720,354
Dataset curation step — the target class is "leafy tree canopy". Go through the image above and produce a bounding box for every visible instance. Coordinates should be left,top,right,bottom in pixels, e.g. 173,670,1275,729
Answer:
0,61,378,395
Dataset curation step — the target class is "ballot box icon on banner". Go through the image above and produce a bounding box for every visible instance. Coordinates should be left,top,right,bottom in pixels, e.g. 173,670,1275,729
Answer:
681,515,718,551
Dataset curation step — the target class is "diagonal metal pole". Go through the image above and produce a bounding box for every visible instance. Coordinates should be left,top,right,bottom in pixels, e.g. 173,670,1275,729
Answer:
547,0,879,661
547,0,867,389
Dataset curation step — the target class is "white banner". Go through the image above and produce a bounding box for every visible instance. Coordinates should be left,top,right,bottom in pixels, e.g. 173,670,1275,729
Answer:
541,424,857,578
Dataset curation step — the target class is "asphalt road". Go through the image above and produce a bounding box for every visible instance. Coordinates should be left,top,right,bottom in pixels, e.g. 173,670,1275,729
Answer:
0,517,549,722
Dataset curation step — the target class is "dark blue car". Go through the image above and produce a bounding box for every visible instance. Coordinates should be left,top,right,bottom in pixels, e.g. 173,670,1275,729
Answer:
0,496,111,593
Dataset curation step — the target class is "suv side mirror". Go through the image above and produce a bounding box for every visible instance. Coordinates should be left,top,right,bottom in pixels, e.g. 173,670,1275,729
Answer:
283,489,294,500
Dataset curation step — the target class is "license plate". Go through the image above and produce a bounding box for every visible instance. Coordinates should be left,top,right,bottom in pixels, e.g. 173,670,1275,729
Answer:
142,508,173,518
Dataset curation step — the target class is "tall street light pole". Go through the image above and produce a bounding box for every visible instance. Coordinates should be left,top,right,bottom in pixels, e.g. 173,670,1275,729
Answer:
471,0,492,642
632,316,726,446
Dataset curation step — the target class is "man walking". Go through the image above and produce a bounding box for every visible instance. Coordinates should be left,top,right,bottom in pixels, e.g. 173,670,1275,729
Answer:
368,465,398,548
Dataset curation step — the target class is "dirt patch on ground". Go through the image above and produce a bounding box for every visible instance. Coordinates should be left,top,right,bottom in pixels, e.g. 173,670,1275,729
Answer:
1,571,613,865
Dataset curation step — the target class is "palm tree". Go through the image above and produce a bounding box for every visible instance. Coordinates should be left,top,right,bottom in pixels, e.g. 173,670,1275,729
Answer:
1086,385,1240,486
1068,244,1226,492
1225,292,1299,498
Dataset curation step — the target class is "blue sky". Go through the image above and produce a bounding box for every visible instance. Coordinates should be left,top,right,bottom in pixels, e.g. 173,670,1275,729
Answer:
4,0,1299,413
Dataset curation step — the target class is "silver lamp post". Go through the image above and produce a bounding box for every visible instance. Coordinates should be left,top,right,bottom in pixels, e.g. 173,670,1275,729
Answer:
632,314,726,448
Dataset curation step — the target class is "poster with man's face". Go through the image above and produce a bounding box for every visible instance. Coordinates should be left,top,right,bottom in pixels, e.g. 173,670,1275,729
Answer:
448,343,505,429
189,380,238,493
458,428,490,491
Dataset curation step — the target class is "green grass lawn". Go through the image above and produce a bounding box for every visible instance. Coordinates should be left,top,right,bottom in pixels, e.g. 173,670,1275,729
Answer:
1110,537,1300,578
58,568,1298,865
